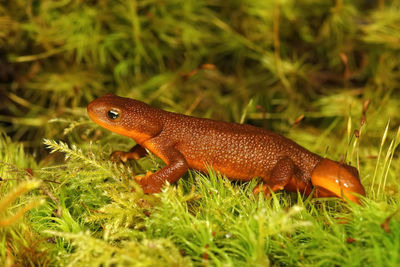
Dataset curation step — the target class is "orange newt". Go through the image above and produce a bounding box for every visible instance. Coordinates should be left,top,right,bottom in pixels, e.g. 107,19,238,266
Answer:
87,94,366,203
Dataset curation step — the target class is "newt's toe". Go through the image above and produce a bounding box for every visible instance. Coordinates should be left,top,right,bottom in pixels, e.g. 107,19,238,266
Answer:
135,171,162,193
252,183,284,196
110,151,128,162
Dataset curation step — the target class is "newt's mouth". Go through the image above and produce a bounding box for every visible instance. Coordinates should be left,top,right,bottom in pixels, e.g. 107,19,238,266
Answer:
311,158,366,204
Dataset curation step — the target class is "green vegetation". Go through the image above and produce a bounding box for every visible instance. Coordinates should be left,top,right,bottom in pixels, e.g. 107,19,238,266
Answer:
1,0,400,266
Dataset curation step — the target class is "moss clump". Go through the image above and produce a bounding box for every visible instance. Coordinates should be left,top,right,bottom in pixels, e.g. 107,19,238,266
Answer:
1,0,400,266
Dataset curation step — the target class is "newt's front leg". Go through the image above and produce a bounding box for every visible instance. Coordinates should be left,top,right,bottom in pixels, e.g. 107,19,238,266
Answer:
135,146,189,193
253,157,295,195
110,144,148,162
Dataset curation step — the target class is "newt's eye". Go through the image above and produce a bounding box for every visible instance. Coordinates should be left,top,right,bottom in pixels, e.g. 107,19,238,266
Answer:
107,109,120,120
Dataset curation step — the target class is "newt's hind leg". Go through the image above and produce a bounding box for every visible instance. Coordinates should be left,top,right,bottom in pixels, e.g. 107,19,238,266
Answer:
253,157,295,195
110,144,148,162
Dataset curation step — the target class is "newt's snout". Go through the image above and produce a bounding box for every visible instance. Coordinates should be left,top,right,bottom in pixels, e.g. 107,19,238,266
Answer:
311,159,366,204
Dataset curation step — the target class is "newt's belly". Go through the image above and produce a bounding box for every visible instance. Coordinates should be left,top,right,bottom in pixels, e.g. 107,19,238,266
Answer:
175,138,282,181
184,157,270,181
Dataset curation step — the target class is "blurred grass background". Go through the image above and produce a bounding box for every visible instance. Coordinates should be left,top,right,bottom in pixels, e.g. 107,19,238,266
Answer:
1,0,400,266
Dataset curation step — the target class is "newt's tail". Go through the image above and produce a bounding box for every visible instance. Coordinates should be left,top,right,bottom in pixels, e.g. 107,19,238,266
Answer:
310,158,366,204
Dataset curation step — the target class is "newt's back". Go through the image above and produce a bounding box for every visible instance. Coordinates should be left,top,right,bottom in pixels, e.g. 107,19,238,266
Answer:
163,112,321,181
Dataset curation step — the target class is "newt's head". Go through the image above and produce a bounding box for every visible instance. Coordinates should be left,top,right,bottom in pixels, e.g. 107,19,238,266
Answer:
311,158,366,204
87,94,163,143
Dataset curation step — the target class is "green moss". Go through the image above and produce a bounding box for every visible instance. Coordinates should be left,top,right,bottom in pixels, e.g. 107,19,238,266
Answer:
1,0,400,266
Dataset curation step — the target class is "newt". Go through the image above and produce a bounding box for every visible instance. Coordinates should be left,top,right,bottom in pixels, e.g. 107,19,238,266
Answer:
87,94,366,203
